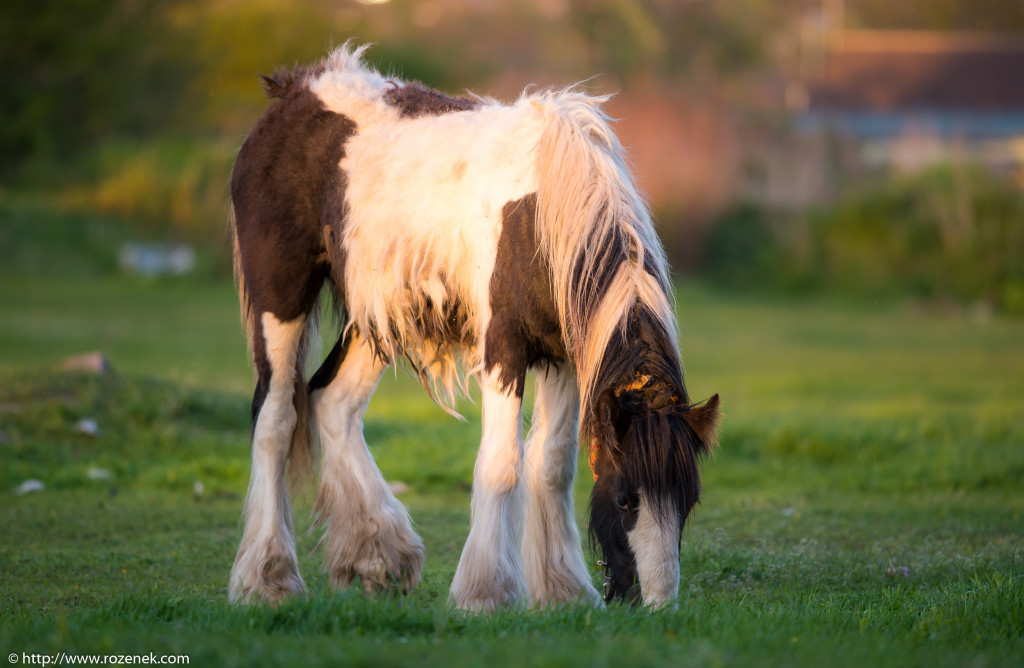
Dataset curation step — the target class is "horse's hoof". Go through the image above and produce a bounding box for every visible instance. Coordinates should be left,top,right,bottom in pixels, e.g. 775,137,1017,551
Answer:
326,525,424,595
229,553,305,605
450,591,520,613
530,583,603,609
448,570,525,612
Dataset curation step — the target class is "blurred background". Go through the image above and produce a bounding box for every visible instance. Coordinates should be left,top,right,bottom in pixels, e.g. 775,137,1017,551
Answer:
2,0,1023,312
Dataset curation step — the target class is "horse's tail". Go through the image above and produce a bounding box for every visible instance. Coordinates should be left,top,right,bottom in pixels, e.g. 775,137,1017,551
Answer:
287,319,319,492
231,206,318,490
230,205,259,383
531,89,677,411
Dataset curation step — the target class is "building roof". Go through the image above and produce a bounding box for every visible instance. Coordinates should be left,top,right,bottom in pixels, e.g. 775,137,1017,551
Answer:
807,31,1024,112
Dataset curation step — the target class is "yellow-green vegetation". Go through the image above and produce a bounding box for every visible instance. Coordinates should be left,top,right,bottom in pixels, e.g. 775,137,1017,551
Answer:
1,205,1021,666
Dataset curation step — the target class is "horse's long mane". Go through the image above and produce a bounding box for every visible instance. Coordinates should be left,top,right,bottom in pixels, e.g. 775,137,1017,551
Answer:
531,90,677,413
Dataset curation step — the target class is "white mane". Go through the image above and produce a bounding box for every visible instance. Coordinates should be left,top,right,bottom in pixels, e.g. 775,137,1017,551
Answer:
530,88,677,410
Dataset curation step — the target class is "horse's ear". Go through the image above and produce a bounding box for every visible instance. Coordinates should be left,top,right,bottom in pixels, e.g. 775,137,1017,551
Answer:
684,394,721,446
261,70,295,99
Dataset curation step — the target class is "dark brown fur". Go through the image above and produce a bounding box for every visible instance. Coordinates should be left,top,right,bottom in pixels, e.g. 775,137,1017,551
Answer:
485,195,567,396
260,65,326,99
383,81,479,118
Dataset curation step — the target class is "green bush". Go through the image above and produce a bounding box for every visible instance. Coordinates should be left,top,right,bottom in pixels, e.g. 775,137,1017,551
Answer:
815,166,1024,311
0,0,198,173
703,166,1024,313
703,203,787,288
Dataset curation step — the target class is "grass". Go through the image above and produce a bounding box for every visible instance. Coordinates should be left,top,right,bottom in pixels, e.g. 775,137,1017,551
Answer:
1,208,1022,666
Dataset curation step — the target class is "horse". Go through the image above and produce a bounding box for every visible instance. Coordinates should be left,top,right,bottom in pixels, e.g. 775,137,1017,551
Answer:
227,43,720,611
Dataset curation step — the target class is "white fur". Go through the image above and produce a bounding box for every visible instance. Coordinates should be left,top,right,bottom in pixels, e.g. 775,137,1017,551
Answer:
313,332,424,593
449,367,527,611
627,493,680,608
522,367,601,607
229,313,306,604
310,50,542,412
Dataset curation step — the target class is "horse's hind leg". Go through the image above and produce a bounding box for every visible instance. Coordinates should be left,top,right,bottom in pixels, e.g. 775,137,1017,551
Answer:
229,311,309,604
522,367,601,607
312,330,424,594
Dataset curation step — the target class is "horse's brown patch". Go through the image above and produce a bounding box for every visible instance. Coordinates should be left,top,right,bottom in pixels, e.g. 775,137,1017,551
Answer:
231,76,355,419
383,81,479,118
484,194,566,397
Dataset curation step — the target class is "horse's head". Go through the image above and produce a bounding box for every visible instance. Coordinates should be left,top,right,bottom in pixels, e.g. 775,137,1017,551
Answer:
585,308,720,607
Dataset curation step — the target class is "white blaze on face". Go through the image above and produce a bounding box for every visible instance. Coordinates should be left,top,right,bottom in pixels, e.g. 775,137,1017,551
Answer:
626,491,680,607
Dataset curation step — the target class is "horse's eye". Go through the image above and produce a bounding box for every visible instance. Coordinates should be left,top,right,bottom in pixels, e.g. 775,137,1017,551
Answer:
613,494,629,511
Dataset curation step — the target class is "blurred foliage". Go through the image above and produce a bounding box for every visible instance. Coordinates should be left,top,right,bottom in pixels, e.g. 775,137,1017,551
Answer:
2,0,1023,308
0,0,542,246
0,198,131,278
568,0,778,82
706,166,1024,313
704,203,790,289
0,0,795,176
815,166,1024,311
58,138,236,244
849,0,1024,31
0,0,198,170
0,196,228,280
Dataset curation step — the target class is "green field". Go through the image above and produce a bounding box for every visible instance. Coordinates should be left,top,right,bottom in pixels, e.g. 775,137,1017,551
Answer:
1,217,1022,666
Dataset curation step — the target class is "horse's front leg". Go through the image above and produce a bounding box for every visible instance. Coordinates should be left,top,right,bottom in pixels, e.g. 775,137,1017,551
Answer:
449,368,526,611
523,366,602,607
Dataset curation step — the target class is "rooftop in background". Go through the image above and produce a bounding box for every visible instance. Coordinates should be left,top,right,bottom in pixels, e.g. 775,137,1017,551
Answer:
807,30,1024,112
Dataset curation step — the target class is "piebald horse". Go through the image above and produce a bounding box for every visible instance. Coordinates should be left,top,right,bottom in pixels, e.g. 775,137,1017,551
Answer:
228,44,720,611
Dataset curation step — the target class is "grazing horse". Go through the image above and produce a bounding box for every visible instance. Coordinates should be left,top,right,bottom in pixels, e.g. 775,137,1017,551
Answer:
228,43,720,611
